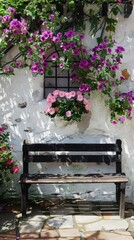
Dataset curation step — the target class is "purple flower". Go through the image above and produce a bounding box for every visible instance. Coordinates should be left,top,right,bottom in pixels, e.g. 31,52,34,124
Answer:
120,76,125,81
2,15,11,23
57,32,62,38
28,37,33,42
3,28,9,37
38,67,44,74
9,18,28,34
52,36,60,43
115,46,125,53
42,21,47,26
8,7,16,14
79,84,90,92
27,48,33,55
16,61,22,67
103,38,109,43
51,54,58,61
42,62,48,68
82,48,88,54
64,30,76,38
97,65,102,71
79,60,88,69
49,13,55,20
69,41,76,48
99,43,107,49
79,34,85,39
73,48,80,56
110,65,119,71
108,48,112,53
90,54,98,62
31,64,38,73
98,83,104,90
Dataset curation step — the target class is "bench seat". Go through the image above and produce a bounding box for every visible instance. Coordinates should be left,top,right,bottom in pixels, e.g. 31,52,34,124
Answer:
20,173,128,184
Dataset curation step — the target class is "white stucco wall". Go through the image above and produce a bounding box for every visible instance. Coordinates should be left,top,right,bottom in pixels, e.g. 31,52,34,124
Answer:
1,10,134,203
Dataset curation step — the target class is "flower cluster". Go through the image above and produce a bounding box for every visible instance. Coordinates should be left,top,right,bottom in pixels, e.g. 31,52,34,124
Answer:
0,7,133,124
71,39,125,96
106,91,134,124
45,90,90,122
0,126,19,184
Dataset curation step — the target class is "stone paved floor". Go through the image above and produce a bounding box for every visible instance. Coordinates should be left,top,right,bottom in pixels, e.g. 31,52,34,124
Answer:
0,201,134,240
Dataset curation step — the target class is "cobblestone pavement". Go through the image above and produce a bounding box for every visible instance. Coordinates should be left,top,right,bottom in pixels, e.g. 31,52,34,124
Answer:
0,201,134,240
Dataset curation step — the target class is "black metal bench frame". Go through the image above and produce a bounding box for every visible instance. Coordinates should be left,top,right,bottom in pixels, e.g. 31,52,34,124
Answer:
20,139,128,218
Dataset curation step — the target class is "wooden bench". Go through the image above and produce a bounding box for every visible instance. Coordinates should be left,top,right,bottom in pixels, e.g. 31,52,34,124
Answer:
20,139,128,218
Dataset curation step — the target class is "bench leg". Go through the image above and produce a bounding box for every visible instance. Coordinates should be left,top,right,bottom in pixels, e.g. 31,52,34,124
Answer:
119,183,126,218
21,183,29,217
116,183,120,203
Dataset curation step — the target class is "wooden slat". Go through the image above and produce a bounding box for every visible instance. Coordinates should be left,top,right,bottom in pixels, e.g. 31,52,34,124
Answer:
20,174,128,184
23,143,119,152
24,154,117,163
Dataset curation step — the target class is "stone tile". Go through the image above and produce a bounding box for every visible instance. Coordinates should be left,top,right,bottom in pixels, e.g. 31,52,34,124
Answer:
75,215,102,224
84,231,133,240
25,213,48,222
0,213,16,232
19,221,44,233
85,219,128,231
20,232,39,238
46,215,73,229
0,230,16,240
41,229,59,238
59,229,80,237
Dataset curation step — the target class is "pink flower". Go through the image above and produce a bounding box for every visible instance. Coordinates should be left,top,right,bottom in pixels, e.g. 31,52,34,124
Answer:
12,165,19,173
85,103,90,112
119,116,126,122
83,98,89,105
112,120,118,125
6,159,14,165
66,111,71,117
70,91,76,97
47,94,56,104
59,91,65,97
0,127,5,133
53,90,59,96
66,92,72,99
48,108,55,115
77,94,83,101
59,63,64,69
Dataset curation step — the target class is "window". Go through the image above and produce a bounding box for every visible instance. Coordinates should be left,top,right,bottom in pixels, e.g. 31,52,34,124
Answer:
44,61,79,98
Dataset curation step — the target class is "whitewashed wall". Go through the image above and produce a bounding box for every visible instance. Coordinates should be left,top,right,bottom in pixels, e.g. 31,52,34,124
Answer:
1,10,134,203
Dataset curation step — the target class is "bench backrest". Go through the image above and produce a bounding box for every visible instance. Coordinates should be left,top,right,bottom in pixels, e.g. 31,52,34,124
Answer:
22,139,122,175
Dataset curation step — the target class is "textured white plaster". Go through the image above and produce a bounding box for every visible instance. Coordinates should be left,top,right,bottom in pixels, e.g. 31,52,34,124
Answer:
0,11,134,202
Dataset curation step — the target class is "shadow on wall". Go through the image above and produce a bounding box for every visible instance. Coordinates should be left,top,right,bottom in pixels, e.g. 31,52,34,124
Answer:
77,112,92,134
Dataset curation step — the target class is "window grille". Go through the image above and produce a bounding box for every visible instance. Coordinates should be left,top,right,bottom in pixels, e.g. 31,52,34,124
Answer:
44,61,79,98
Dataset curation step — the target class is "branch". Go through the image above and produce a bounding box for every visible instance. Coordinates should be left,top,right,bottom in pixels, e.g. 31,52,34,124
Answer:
2,52,23,67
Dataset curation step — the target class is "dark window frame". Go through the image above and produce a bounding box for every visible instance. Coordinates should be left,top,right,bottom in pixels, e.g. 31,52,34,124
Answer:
44,60,79,98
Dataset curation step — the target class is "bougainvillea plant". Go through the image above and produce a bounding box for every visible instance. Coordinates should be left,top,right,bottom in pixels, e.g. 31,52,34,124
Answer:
45,90,90,122
0,6,133,124
0,126,19,184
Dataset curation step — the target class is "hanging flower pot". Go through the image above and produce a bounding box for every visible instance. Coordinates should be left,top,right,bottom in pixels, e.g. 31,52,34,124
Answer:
45,90,90,122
